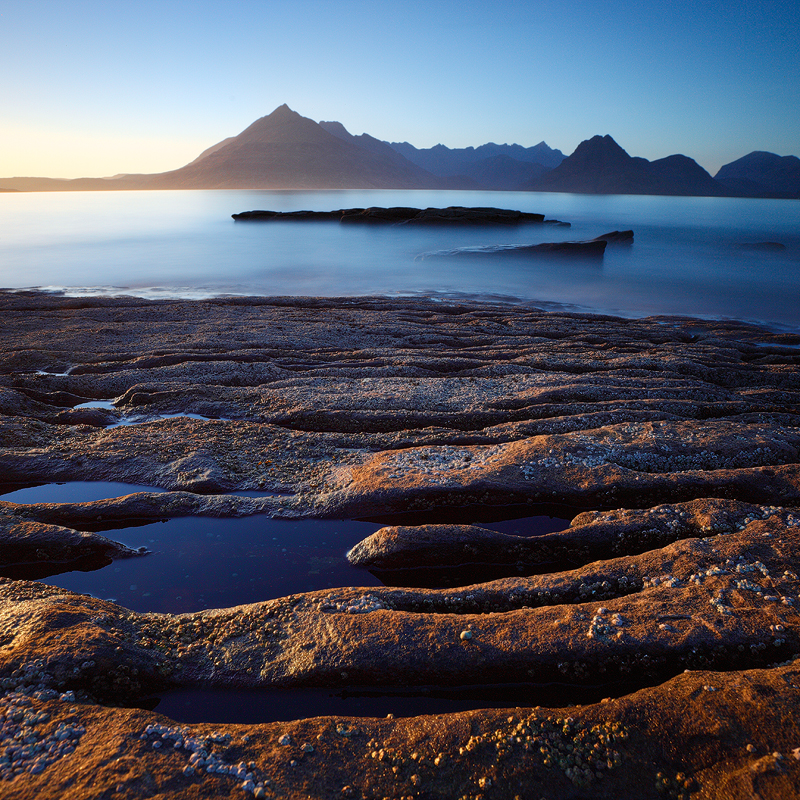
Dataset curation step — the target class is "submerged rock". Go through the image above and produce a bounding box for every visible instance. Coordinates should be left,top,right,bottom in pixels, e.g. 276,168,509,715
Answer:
734,241,787,251
591,229,634,244
417,238,607,259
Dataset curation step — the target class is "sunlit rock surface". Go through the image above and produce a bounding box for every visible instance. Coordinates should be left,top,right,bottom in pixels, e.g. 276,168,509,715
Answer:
0,291,799,798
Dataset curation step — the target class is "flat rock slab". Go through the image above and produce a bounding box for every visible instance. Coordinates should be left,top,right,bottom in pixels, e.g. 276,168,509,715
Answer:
0,513,144,578
231,206,551,225
0,291,799,798
417,239,608,259
0,664,798,800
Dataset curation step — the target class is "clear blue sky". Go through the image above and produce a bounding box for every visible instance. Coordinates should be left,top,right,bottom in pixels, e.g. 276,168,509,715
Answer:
2,0,798,177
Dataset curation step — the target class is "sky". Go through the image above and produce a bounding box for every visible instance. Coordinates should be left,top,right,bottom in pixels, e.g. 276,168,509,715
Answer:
1,0,798,178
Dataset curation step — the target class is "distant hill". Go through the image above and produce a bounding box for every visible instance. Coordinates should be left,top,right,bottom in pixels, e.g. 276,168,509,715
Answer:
714,151,800,199
384,140,565,190
461,154,550,191
527,135,725,196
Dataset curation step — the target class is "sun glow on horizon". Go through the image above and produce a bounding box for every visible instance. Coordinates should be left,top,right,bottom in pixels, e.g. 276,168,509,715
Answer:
0,124,212,179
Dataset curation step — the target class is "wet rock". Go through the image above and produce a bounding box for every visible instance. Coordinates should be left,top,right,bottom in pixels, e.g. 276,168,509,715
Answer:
398,206,546,224
416,238,607,259
231,206,550,225
231,209,345,221
339,206,423,223
590,229,634,244
0,515,143,572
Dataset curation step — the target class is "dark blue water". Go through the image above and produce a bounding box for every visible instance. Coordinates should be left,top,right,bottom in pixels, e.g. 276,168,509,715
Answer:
150,681,630,723
1,189,798,329
0,481,167,503
0,482,570,612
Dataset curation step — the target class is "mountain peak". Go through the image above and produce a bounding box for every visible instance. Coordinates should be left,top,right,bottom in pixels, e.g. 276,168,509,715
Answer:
576,134,629,155
271,103,294,114
715,151,800,198
319,120,353,141
531,134,724,196
234,105,332,146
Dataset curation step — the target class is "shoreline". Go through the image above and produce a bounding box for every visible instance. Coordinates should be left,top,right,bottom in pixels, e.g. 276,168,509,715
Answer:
0,291,799,797
4,287,800,338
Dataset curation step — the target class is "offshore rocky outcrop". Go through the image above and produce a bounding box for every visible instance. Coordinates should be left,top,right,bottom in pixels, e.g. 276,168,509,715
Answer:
231,206,555,225
0,291,799,798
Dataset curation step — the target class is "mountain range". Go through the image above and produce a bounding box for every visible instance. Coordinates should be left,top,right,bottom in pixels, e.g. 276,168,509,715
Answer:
1,105,797,198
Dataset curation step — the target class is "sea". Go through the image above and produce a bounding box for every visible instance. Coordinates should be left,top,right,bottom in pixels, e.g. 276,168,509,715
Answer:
1,188,799,331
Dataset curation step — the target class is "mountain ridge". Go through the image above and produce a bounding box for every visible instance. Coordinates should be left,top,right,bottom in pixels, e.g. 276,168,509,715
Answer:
526,135,725,196
714,151,800,199
1,105,796,197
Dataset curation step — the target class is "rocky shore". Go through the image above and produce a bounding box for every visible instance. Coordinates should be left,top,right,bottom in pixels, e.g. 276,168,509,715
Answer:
0,290,799,799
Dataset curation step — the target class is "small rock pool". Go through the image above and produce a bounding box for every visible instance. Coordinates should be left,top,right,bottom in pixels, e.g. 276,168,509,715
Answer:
0,482,572,613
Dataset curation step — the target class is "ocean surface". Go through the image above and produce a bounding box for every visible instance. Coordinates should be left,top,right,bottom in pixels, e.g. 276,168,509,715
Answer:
1,189,799,330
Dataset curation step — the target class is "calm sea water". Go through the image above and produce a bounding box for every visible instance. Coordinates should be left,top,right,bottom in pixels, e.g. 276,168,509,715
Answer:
1,189,799,330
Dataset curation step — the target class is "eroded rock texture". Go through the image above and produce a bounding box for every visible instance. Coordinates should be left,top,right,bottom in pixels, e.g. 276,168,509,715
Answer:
0,291,799,799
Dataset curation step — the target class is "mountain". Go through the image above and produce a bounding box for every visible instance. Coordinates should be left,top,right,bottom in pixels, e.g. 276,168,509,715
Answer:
319,121,416,167
527,135,725,196
714,151,800,199
460,154,550,190
2,105,446,192
140,105,446,190
385,140,565,189
2,108,796,197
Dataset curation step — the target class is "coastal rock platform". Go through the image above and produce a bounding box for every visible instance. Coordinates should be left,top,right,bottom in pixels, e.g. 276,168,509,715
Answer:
0,291,799,798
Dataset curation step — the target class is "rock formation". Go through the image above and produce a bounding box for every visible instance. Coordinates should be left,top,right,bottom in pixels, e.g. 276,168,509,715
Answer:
231,206,550,225
0,291,799,798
